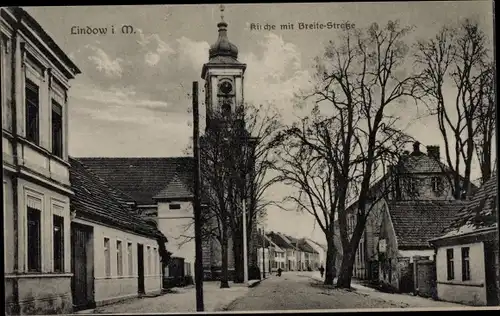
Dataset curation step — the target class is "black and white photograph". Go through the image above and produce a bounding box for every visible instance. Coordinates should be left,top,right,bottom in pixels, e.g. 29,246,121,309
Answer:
1,2,498,314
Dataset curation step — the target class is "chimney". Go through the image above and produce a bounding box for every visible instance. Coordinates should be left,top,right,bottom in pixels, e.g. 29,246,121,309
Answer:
427,145,440,160
412,141,421,155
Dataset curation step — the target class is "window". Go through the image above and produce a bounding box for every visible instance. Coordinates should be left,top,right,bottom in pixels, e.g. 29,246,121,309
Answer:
51,101,63,158
27,207,41,272
147,246,151,275
406,177,417,196
461,247,470,281
117,240,123,276
25,80,40,144
53,215,64,272
104,238,111,276
446,248,454,280
431,177,443,195
169,204,181,210
127,242,133,275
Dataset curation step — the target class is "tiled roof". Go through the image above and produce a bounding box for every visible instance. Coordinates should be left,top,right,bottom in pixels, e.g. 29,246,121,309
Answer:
308,239,327,252
75,157,193,204
153,175,193,200
69,158,167,240
266,232,294,249
387,199,467,248
297,239,318,253
441,176,498,237
255,233,272,248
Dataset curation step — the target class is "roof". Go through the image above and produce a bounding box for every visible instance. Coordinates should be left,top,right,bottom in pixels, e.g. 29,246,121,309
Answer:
387,199,467,248
255,233,272,248
69,157,167,241
297,239,319,254
75,157,193,205
3,7,81,76
266,232,294,249
437,176,498,239
307,239,327,252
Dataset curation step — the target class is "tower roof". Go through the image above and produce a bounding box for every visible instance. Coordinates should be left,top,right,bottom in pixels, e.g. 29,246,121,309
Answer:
209,21,239,60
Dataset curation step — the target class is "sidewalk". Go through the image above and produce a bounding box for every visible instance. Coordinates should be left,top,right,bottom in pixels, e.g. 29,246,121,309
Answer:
88,281,251,314
307,272,465,308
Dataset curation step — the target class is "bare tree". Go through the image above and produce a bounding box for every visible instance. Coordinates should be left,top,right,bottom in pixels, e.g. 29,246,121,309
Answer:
225,103,282,283
473,63,496,184
415,18,493,196
282,20,420,289
181,103,281,285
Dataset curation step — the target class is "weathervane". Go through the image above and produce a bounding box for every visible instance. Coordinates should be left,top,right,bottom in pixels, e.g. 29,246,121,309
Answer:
220,4,225,22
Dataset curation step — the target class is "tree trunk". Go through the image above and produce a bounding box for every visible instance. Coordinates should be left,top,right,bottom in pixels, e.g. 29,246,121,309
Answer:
232,237,244,283
324,237,335,285
336,248,355,288
220,219,230,288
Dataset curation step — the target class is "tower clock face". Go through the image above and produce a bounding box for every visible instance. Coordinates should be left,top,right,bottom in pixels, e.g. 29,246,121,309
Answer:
219,81,233,94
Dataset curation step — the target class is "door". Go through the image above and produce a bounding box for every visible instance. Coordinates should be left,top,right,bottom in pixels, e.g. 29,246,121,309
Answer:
484,243,499,306
71,223,95,311
137,243,145,294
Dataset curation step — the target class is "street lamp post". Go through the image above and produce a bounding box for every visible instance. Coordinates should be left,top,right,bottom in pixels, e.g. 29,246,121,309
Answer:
242,197,248,284
262,226,266,279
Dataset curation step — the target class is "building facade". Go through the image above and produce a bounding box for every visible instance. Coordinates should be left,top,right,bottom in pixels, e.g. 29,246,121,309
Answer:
337,141,473,285
2,7,81,315
76,157,196,281
69,158,166,310
430,176,498,306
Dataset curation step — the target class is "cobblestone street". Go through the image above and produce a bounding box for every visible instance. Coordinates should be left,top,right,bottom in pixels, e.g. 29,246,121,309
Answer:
85,282,250,314
224,272,467,311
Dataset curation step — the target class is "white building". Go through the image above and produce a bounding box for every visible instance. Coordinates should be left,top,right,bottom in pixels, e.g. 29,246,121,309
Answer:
306,239,327,268
76,157,196,280
2,7,80,315
69,158,165,310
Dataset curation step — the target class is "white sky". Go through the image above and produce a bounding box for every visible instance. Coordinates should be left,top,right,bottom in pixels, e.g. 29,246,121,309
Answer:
24,1,494,245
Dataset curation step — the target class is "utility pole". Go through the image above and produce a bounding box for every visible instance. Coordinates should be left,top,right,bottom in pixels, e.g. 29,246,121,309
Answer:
192,81,204,312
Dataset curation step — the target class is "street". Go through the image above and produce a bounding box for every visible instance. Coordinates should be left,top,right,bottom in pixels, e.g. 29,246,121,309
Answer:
83,272,468,314
224,272,467,311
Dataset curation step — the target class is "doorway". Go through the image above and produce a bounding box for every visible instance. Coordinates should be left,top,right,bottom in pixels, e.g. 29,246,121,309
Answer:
71,223,95,311
137,243,145,294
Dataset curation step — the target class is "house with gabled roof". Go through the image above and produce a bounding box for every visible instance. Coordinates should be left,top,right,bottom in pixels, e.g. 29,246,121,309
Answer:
296,238,320,270
75,157,197,281
266,232,297,271
429,175,498,306
69,157,168,310
334,141,477,287
306,239,327,269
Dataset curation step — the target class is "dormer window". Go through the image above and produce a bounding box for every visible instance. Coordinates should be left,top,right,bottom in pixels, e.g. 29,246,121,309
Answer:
431,177,443,195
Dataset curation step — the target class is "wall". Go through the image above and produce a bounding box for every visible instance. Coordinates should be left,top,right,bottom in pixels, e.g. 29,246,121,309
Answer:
73,218,162,306
5,177,73,315
156,201,195,277
436,242,487,306
271,251,285,271
257,248,270,274
378,206,400,290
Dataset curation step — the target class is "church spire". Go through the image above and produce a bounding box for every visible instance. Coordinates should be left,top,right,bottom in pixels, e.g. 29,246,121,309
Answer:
208,4,239,60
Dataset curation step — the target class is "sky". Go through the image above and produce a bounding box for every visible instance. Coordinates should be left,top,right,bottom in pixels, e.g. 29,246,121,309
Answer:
24,2,494,245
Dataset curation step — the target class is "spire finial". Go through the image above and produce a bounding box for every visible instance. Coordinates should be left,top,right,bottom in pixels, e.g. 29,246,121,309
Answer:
220,4,225,22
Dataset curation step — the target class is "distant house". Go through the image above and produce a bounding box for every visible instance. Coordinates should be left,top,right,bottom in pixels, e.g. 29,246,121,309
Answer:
429,176,499,306
256,228,272,276
306,239,327,269
335,141,475,284
266,232,296,271
69,158,167,310
75,157,196,280
296,239,320,270
270,241,286,272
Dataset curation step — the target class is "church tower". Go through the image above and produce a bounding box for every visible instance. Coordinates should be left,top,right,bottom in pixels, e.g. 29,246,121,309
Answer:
201,5,246,132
